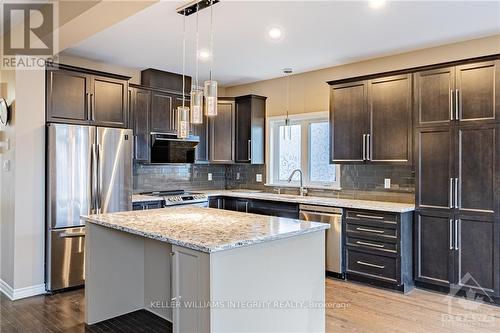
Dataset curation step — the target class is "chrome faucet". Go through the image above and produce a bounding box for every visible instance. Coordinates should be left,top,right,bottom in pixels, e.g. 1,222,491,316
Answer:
287,169,307,196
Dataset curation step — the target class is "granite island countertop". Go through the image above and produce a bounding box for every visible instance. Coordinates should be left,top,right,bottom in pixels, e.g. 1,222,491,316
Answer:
82,207,329,253
200,190,415,213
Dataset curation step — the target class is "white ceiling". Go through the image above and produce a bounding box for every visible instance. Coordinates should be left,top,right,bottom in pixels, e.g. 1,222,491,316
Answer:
62,0,500,87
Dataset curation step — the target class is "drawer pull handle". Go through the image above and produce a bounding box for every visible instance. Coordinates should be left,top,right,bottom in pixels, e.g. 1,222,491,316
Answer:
356,261,385,269
355,227,384,234
356,241,385,248
356,214,384,220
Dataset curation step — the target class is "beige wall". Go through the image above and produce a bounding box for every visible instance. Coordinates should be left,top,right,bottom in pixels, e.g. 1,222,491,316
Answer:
58,54,142,84
0,69,16,288
224,35,500,116
0,67,45,290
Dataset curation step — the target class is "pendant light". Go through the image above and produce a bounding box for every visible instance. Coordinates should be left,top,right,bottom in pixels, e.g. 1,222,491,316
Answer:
204,0,218,117
283,68,292,140
190,2,203,124
177,13,190,139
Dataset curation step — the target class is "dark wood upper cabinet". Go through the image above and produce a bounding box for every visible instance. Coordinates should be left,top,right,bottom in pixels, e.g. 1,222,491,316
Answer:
234,95,266,164
456,61,498,124
330,76,411,165
330,81,368,163
91,75,128,127
129,86,151,162
415,60,499,127
415,126,454,211
46,64,129,128
209,99,235,164
369,74,412,164
191,117,208,163
150,90,174,134
46,68,91,123
414,67,454,127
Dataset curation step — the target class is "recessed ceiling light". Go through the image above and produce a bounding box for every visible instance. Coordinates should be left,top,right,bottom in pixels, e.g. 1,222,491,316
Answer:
267,26,284,42
199,49,210,60
369,0,386,9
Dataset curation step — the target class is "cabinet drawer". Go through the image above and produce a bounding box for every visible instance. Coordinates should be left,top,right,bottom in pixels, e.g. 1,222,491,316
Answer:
346,210,398,228
346,236,397,255
346,223,398,242
346,250,398,283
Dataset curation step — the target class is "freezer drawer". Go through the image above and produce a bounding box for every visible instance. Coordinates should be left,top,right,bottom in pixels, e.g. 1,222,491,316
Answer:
47,227,85,291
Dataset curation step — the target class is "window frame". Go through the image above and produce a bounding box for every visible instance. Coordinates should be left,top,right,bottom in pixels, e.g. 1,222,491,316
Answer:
266,111,341,190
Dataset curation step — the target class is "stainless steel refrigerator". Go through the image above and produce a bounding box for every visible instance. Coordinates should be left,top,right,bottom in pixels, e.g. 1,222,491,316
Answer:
46,123,132,291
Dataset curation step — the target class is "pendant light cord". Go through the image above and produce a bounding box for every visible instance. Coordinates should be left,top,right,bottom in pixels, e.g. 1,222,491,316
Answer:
209,0,214,81
182,13,186,108
195,2,200,88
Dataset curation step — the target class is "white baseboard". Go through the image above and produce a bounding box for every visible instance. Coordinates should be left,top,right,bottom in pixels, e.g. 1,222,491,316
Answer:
0,279,46,300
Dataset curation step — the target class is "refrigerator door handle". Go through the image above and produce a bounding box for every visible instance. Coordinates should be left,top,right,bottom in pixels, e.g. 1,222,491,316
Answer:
91,143,97,214
96,143,101,214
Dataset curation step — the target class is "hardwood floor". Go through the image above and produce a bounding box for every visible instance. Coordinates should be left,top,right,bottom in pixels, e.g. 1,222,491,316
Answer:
2,278,500,332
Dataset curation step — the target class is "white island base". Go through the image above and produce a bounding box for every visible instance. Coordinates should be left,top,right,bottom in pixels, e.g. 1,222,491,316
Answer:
85,222,326,333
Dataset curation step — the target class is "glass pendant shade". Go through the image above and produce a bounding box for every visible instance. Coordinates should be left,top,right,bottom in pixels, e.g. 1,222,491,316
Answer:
190,87,204,124
204,80,218,116
177,106,190,139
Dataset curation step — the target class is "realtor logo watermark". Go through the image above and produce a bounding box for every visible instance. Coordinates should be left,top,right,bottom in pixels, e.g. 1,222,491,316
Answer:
2,1,58,69
442,273,496,329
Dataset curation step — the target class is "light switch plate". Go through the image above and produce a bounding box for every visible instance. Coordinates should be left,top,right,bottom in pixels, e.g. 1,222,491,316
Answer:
208,173,212,181
384,178,391,189
236,172,240,180
256,174,263,182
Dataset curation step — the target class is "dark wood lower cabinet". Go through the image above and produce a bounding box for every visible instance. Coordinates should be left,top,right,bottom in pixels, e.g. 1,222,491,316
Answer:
345,209,413,292
456,217,498,296
415,210,499,297
414,211,454,287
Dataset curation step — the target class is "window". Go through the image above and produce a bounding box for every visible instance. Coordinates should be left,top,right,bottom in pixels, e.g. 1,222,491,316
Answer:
268,112,340,189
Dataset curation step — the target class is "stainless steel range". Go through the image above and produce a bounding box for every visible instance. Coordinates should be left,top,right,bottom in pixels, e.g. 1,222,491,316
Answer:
145,190,209,207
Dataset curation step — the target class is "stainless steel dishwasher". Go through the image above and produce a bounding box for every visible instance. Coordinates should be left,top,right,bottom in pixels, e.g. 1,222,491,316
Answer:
299,204,343,277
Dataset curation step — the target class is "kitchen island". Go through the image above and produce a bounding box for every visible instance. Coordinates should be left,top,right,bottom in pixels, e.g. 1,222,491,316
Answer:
83,207,329,333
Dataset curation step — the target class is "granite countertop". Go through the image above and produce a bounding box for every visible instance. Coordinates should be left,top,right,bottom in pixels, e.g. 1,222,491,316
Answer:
201,190,415,213
132,194,164,203
82,207,329,253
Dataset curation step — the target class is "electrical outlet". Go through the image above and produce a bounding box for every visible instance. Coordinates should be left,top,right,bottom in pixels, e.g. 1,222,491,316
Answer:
384,178,391,189
208,173,212,181
3,160,10,172
236,172,240,180
256,174,263,182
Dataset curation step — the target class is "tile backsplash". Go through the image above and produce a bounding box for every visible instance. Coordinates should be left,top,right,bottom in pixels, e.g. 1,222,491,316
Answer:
134,163,415,203
134,163,225,193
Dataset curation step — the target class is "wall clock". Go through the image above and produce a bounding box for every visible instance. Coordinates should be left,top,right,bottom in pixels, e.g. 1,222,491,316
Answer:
0,98,9,126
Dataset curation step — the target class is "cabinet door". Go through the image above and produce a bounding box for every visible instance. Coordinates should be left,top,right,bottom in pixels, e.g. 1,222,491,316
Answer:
235,97,252,163
415,211,454,287
171,246,210,333
150,91,174,133
131,87,151,162
330,81,369,163
416,127,455,211
369,74,412,164
456,61,499,124
414,67,454,127
455,218,498,295
91,75,128,128
456,124,497,216
46,68,91,123
191,117,208,163
209,99,235,163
